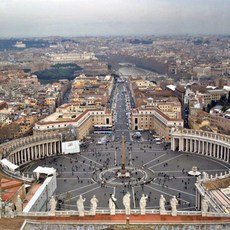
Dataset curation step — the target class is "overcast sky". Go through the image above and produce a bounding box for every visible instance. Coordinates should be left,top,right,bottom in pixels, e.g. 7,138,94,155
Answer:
0,0,230,37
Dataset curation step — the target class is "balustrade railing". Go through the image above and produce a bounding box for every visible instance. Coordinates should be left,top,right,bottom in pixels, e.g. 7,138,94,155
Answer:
176,129,230,144
17,210,230,218
0,165,35,183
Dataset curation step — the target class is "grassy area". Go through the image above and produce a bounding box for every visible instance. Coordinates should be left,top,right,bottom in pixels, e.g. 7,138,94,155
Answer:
34,63,82,83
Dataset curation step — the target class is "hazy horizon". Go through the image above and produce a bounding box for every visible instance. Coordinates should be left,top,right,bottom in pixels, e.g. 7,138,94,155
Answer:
1,0,230,37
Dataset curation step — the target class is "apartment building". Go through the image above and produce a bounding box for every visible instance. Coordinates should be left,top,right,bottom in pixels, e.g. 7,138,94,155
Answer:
50,52,96,64
196,89,228,106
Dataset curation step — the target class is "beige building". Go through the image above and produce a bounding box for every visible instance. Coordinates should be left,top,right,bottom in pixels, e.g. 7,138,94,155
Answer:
131,108,183,142
196,89,228,106
70,74,114,107
50,52,96,64
33,107,112,140
188,110,230,135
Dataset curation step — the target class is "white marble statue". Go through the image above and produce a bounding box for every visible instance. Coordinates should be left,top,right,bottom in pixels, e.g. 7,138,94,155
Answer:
123,192,131,215
5,202,14,218
90,195,98,215
109,194,117,215
49,196,57,212
77,195,86,216
139,194,148,215
159,194,166,214
15,195,23,212
201,197,209,213
170,196,178,216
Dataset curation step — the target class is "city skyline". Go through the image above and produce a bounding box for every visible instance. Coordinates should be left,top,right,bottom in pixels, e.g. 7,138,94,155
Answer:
0,0,230,37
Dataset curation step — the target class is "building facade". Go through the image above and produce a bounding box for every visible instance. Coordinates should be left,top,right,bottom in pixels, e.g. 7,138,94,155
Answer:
33,108,113,141
131,108,183,142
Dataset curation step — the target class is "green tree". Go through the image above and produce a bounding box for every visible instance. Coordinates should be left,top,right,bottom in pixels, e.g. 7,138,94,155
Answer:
210,100,216,108
220,95,227,105
207,104,211,113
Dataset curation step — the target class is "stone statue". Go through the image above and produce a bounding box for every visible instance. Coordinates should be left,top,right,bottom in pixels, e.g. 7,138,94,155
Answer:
170,196,178,216
159,194,166,214
201,197,209,214
90,195,98,215
49,196,57,212
202,172,209,181
139,194,148,215
5,202,14,218
123,192,131,215
15,195,23,212
109,194,117,215
77,195,85,216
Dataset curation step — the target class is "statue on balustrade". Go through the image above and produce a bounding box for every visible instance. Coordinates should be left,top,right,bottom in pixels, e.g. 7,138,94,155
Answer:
77,195,85,216
139,194,148,215
90,195,98,216
5,202,14,218
159,194,166,215
49,196,57,212
123,192,131,215
170,196,178,216
109,194,117,215
201,197,209,213
15,195,23,212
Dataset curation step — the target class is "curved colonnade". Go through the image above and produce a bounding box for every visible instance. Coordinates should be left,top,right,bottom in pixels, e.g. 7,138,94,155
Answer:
0,133,62,168
171,129,230,164
1,129,230,181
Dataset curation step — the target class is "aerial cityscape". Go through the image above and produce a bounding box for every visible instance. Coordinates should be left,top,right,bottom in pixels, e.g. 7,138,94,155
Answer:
0,0,230,229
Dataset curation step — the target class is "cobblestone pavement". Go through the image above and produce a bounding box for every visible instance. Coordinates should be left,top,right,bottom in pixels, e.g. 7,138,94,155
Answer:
27,139,230,211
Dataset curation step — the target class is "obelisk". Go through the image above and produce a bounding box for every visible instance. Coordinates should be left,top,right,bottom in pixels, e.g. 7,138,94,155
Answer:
121,135,126,173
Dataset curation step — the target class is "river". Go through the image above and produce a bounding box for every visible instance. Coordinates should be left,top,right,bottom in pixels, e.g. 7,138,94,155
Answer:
117,66,167,83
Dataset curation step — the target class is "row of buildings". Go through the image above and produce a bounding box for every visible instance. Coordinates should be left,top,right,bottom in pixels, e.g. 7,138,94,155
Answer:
0,72,70,141
33,75,184,142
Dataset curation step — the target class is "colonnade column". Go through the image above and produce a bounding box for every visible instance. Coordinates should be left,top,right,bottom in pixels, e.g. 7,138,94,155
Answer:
197,140,201,153
202,141,205,155
58,141,62,154
17,152,19,164
224,147,227,161
220,146,223,160
15,152,18,164
50,142,53,155
54,142,57,154
217,145,220,158
190,140,193,152
213,144,216,158
46,143,48,156
185,139,188,152
228,149,230,163
42,144,45,157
